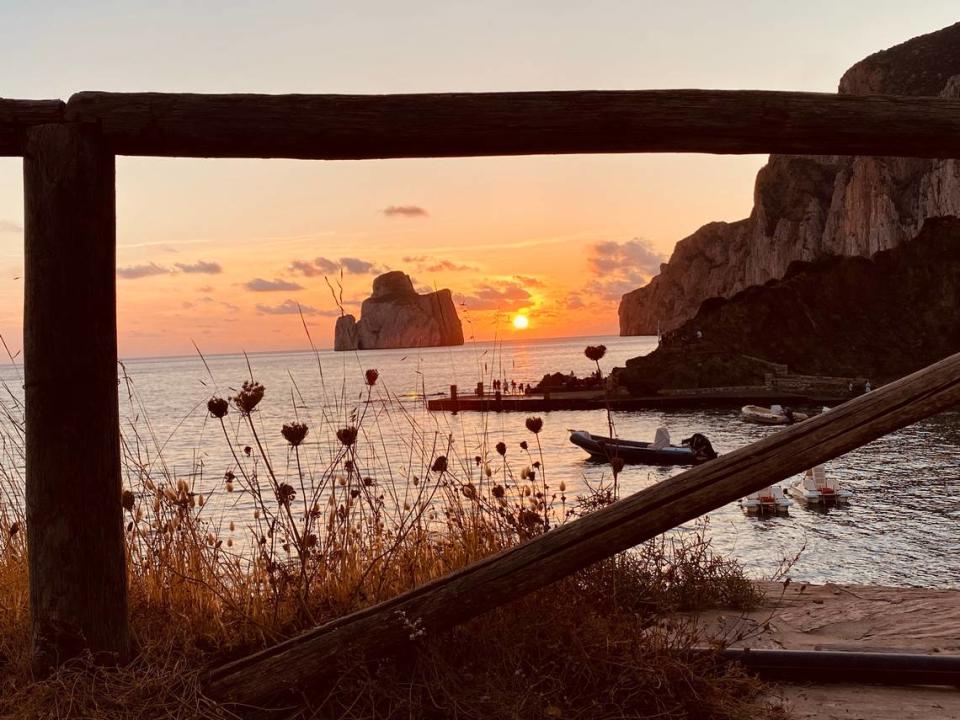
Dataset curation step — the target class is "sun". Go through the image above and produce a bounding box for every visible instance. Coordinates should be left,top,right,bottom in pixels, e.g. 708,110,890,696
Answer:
512,314,529,330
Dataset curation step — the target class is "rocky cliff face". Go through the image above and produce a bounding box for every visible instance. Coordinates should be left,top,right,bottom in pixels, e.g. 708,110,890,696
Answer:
616,217,960,391
620,22,960,335
334,271,464,351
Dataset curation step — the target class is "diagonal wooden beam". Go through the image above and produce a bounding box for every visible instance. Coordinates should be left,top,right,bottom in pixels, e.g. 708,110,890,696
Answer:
207,350,960,706
66,90,960,159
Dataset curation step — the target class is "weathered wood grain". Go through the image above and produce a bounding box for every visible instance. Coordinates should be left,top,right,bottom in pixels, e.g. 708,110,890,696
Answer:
66,90,960,159
23,123,129,670
207,350,960,706
0,99,64,155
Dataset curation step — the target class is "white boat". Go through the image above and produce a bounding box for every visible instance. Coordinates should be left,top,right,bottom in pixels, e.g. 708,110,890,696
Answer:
741,404,809,425
786,464,853,504
739,485,792,515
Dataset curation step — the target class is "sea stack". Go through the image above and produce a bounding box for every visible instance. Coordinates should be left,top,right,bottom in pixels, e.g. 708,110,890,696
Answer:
334,271,464,351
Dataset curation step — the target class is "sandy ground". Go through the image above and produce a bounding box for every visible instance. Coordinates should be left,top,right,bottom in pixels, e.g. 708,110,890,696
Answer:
694,582,960,719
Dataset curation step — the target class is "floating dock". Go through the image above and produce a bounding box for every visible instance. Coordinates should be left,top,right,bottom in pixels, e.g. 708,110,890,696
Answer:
426,388,850,412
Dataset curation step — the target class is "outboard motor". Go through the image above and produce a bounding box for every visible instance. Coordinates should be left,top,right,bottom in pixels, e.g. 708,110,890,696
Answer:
682,433,718,462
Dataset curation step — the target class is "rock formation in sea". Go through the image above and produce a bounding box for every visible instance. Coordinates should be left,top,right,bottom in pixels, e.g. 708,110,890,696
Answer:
333,271,464,351
619,22,960,336
614,217,960,392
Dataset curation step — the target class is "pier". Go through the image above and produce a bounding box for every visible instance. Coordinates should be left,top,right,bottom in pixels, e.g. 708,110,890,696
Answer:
427,388,848,412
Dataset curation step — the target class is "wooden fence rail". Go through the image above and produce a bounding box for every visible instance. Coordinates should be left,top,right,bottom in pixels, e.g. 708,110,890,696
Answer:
4,90,960,159
207,350,960,706
0,99,64,156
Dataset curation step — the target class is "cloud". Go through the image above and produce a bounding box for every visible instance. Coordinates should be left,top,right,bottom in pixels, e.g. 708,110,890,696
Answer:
175,260,222,274
512,274,546,288
256,299,341,316
290,260,323,277
290,256,382,276
0,220,22,234
244,278,304,292
457,280,532,311
585,238,666,301
588,238,664,277
403,255,476,273
340,257,382,275
257,299,315,315
564,293,586,310
117,262,171,279
383,205,428,218
314,257,340,273
424,259,475,273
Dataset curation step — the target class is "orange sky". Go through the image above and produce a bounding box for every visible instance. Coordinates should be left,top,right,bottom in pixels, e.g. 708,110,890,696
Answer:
1,3,956,357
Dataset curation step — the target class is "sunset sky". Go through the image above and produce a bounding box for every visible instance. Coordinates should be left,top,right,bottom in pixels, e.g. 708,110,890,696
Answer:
1,2,957,357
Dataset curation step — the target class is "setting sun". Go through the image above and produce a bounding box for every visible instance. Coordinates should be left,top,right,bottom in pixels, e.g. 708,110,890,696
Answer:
512,314,529,330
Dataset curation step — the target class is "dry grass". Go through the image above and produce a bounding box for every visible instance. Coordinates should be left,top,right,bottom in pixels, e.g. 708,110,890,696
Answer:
0,356,778,719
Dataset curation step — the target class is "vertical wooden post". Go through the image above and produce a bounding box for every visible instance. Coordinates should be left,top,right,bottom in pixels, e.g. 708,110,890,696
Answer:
23,123,129,670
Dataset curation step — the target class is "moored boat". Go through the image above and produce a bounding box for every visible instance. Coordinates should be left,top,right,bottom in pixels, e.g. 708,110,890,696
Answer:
739,485,792,515
568,428,717,466
785,464,852,504
741,404,809,425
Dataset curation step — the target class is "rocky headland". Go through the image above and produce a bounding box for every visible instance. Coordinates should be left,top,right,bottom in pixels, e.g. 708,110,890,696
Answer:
615,217,960,393
334,271,464,351
619,22,960,336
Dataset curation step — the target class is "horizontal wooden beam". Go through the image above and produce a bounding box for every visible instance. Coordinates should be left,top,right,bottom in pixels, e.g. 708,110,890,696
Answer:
66,89,960,159
0,99,65,156
207,350,960,706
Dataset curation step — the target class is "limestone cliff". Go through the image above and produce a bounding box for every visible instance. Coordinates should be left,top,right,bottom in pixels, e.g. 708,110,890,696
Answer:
620,22,960,335
333,271,464,351
616,217,960,391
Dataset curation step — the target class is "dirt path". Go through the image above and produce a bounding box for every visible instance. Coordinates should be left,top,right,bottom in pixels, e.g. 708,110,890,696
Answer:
695,582,960,719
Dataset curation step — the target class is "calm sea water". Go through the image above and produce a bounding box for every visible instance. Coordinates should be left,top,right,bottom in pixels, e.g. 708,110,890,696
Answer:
3,335,958,587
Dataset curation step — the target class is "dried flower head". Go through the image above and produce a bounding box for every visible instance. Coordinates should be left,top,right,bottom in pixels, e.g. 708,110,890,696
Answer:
492,484,505,499
584,344,607,362
281,421,309,447
207,397,229,419
232,380,265,415
431,455,448,473
365,368,379,386
277,483,296,506
336,426,358,446
520,440,528,450
610,456,625,474
121,489,135,512
525,417,543,434
495,441,507,456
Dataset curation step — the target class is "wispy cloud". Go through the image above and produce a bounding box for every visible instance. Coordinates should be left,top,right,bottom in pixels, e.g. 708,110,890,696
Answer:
513,274,545,288
0,220,22,234
290,256,382,276
383,205,428,218
457,280,532,311
175,260,222,274
244,278,304,292
339,257,382,275
585,238,665,301
402,255,476,273
256,299,340,316
117,262,171,280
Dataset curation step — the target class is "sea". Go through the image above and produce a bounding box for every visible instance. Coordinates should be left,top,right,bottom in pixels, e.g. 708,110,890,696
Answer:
3,335,958,588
